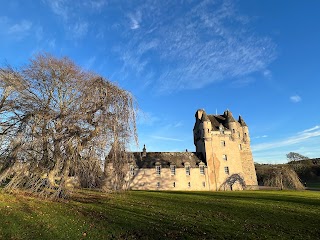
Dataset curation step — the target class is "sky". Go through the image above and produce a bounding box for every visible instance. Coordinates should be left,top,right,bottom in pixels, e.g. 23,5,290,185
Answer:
0,0,320,164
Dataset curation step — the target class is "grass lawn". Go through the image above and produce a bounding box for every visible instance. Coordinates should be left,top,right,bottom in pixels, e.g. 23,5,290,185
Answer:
0,190,319,239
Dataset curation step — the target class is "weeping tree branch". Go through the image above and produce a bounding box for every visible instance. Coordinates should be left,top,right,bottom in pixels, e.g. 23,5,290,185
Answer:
0,53,137,199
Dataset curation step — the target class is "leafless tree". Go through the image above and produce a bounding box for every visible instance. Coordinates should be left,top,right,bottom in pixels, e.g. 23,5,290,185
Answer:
0,53,137,199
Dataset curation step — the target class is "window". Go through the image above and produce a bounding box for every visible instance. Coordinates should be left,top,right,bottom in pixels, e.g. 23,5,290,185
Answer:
239,144,242,150
224,166,230,175
202,182,206,187
173,182,176,188
156,165,161,176
130,165,135,176
200,165,205,175
223,154,227,161
219,125,224,134
185,165,190,175
221,140,226,147
157,182,160,188
188,182,191,187
170,165,176,175
232,129,235,133
238,132,241,138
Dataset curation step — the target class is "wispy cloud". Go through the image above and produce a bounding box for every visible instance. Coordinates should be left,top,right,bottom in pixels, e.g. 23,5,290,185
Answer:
83,0,107,10
46,0,69,20
0,17,33,40
253,135,268,139
8,20,32,34
151,136,184,142
230,77,255,88
290,95,302,103
263,69,272,79
45,0,90,39
115,0,276,93
70,21,88,39
300,125,319,134
84,56,96,70
128,11,142,30
252,125,320,152
136,110,160,126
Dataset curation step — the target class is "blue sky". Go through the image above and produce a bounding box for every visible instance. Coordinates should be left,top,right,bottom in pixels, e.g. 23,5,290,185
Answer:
1,0,320,163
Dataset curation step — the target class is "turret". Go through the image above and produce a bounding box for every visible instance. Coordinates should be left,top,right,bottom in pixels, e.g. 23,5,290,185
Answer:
201,111,212,139
238,116,250,141
195,109,205,121
238,115,247,127
224,109,237,131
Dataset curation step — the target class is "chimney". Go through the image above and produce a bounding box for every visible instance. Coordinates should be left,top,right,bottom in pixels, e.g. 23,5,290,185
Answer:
142,144,147,157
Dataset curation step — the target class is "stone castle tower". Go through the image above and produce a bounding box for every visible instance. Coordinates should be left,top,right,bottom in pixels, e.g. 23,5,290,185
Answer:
105,108,258,191
193,109,258,190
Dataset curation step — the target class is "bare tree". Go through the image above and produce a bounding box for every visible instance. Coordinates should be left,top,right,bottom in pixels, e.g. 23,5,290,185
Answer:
0,53,137,199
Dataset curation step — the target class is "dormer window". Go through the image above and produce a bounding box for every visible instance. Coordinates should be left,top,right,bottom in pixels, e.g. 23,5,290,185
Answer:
185,163,191,175
155,164,161,176
170,165,176,175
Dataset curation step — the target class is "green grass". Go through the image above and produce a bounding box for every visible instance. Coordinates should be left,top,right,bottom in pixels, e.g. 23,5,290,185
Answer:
0,190,320,239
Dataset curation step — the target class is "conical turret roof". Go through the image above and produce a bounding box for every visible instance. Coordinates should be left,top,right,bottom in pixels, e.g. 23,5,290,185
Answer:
201,111,210,122
238,115,247,126
224,109,236,122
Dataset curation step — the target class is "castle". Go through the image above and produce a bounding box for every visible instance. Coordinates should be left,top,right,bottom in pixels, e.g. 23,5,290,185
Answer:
105,109,258,191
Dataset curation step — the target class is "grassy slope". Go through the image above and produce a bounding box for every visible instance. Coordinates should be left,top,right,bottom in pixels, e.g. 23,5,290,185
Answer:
0,190,320,239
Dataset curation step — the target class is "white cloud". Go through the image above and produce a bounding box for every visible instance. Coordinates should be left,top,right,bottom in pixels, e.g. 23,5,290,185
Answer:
70,21,88,39
129,11,142,30
48,39,56,48
230,77,255,88
290,95,301,103
252,125,320,152
45,1,89,39
117,0,276,92
253,135,268,139
136,110,159,126
263,69,272,79
151,136,184,142
8,20,32,34
84,56,96,70
83,0,107,10
46,0,69,20
300,125,320,133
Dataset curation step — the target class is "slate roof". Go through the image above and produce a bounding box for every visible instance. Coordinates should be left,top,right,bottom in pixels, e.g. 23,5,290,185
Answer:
207,115,225,130
238,115,247,126
131,152,205,168
205,110,246,130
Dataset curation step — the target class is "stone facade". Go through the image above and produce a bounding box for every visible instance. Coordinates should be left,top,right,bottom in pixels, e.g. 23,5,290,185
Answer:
105,109,258,191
